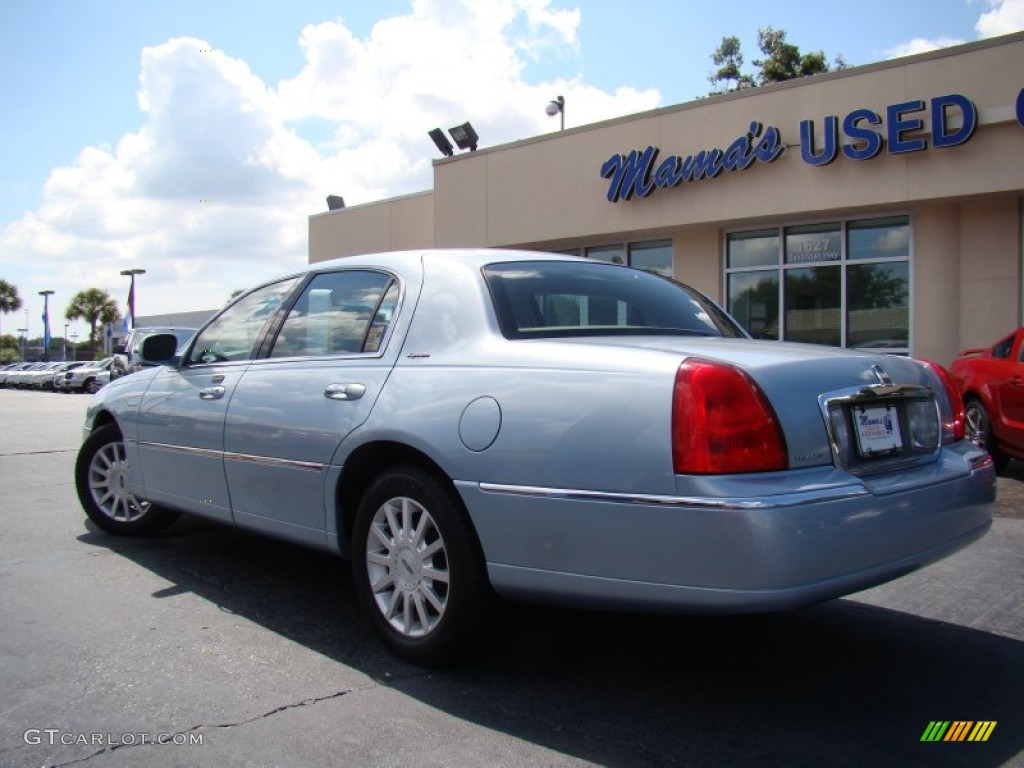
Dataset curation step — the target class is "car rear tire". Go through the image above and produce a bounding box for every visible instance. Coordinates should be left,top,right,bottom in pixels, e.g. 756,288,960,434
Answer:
352,466,493,666
75,423,179,535
84,378,101,394
964,398,1009,473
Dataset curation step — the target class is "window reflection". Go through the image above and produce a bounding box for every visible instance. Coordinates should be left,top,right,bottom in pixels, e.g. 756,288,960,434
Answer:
785,266,841,347
847,263,909,349
270,271,394,358
188,278,299,364
727,216,911,351
727,272,778,340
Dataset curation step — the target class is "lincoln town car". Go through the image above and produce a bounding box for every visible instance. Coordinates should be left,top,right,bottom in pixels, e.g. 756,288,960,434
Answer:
76,250,994,664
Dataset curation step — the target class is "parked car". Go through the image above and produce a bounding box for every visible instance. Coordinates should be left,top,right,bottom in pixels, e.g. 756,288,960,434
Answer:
22,362,61,389
6,362,47,388
29,361,85,390
950,327,1024,472
0,363,31,387
59,358,113,394
110,327,197,380
75,249,994,664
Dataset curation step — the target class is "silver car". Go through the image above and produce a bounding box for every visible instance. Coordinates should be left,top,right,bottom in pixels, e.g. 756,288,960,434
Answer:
60,357,113,394
75,250,994,664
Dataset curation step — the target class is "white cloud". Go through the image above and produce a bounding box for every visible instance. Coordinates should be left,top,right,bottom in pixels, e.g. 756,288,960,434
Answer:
884,36,966,59
0,0,660,321
886,0,1024,59
976,0,1024,36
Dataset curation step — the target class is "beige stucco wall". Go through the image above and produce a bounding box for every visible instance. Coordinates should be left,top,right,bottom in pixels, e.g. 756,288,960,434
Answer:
309,191,434,262
958,198,1021,352
673,227,720,300
909,198,1021,365
911,203,961,365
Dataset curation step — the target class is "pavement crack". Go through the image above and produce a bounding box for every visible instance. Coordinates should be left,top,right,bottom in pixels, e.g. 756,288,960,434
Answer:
0,448,78,457
46,684,377,767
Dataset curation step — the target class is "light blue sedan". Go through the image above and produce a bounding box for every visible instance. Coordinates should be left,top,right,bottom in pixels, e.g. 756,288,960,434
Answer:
75,250,994,664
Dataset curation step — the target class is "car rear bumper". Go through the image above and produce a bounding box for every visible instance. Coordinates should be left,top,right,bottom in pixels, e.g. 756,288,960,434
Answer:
457,444,995,612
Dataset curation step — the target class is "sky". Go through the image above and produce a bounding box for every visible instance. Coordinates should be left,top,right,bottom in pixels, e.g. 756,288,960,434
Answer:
1,0,1023,339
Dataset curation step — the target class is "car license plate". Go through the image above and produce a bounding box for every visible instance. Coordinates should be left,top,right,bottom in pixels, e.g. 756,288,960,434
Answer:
852,405,902,456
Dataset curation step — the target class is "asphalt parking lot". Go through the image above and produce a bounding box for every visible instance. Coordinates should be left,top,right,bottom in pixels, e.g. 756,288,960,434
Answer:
0,389,1021,768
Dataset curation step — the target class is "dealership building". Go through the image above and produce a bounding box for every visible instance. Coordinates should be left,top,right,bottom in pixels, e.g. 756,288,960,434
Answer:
309,32,1024,366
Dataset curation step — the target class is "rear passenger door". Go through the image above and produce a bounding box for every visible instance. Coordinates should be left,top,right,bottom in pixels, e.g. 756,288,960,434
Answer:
222,269,403,547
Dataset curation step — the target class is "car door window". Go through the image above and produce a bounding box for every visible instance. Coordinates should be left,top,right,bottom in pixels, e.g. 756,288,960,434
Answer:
269,271,396,358
187,278,299,364
992,335,1013,359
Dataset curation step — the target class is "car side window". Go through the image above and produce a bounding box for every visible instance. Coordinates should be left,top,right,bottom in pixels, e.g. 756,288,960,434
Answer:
187,278,299,365
269,270,396,358
991,335,1014,360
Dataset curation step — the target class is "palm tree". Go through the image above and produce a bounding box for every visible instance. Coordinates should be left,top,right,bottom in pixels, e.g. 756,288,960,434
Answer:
65,288,120,355
0,278,23,343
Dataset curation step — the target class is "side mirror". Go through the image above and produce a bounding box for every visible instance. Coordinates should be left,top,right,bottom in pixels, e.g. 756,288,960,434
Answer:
139,333,179,365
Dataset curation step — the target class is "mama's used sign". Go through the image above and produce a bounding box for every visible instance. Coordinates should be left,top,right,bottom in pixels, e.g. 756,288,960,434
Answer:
600,90,1015,204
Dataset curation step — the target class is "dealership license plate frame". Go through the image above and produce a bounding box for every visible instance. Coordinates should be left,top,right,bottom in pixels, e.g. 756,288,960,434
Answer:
852,404,903,457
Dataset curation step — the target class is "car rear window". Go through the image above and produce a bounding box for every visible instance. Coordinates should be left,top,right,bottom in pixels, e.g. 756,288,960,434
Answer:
483,261,744,340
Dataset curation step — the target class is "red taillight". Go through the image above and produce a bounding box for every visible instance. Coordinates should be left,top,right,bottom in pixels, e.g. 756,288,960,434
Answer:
672,359,788,474
921,360,966,443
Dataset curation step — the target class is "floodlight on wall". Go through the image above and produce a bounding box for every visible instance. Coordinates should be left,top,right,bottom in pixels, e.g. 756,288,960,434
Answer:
546,95,565,130
326,194,346,211
448,122,479,151
429,128,455,157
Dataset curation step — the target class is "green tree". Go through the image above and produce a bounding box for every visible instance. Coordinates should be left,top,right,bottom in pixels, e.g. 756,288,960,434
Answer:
0,278,23,343
0,333,19,363
65,288,120,355
708,36,755,93
709,28,845,94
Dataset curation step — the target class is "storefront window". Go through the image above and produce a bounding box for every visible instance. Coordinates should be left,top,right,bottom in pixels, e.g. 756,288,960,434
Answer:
847,262,909,349
728,272,779,340
629,240,673,276
727,230,779,268
784,266,841,346
586,244,626,265
785,223,840,264
725,215,911,352
582,240,673,275
848,216,909,260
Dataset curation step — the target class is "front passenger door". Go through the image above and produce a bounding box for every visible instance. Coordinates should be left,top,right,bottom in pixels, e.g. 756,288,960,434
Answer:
134,278,299,520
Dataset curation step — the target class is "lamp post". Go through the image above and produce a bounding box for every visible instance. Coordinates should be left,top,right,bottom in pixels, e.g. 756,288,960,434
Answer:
120,268,146,330
17,328,28,361
39,289,54,362
63,323,69,361
70,333,78,362
546,95,565,130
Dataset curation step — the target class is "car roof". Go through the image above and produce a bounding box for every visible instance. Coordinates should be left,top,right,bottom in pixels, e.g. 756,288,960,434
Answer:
230,248,585,301
309,248,581,274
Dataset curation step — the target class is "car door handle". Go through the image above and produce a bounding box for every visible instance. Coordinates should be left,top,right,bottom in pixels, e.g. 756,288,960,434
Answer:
324,383,366,401
199,386,226,400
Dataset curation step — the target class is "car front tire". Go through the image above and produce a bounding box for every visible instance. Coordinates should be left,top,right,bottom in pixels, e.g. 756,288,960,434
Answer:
965,398,1009,473
84,378,101,395
75,423,179,535
352,466,493,666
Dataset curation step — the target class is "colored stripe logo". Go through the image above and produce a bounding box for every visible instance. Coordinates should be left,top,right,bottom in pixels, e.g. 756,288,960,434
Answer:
921,721,997,742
